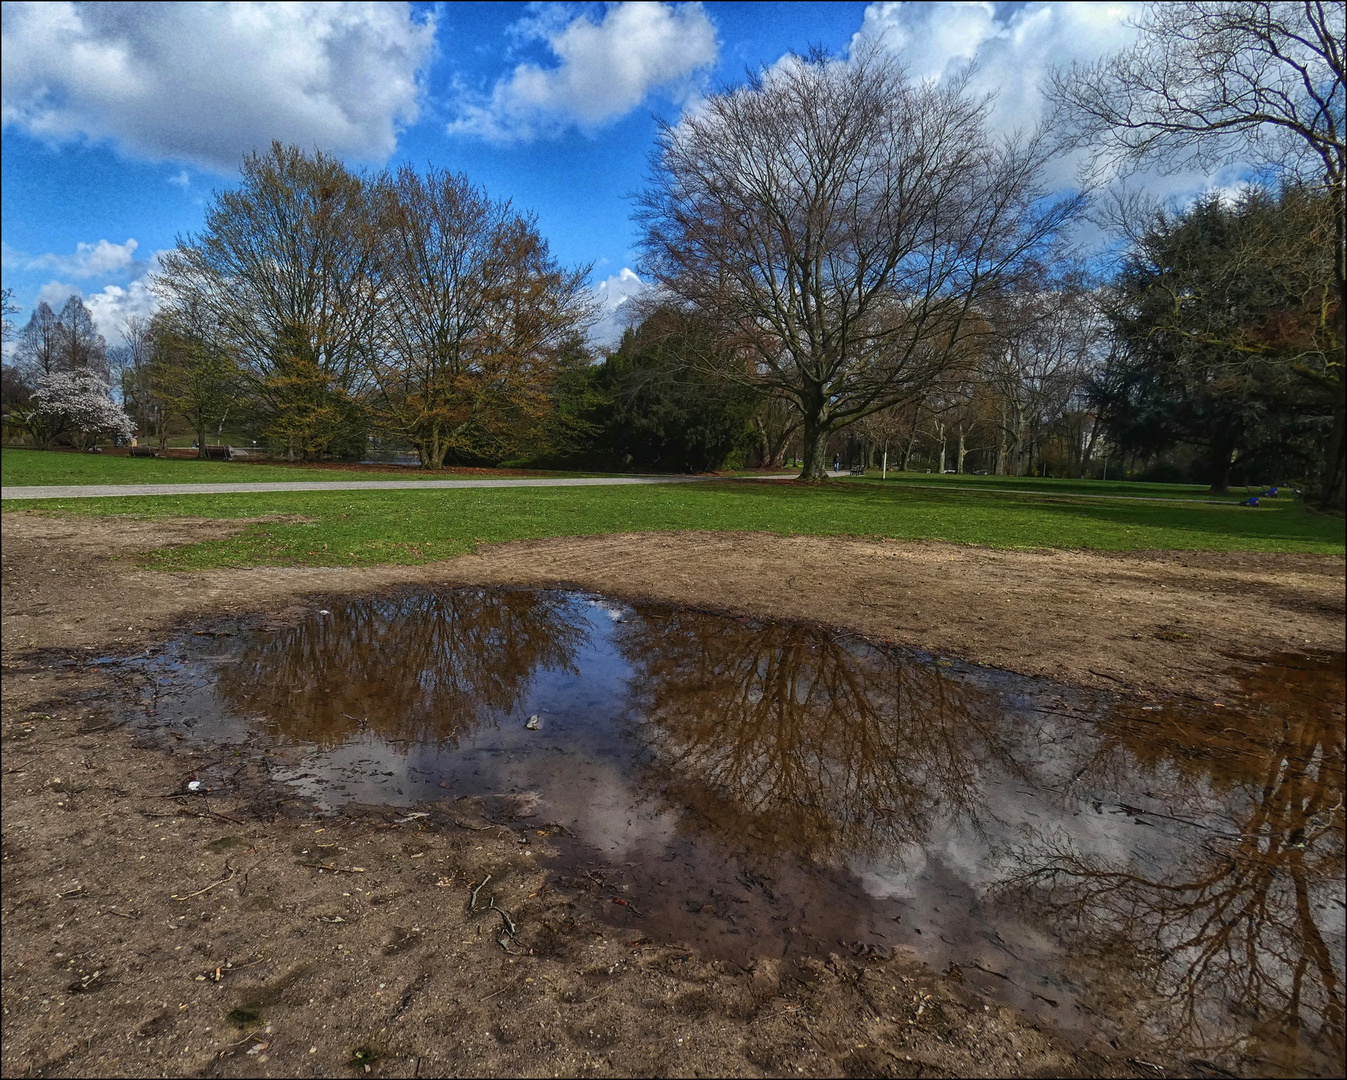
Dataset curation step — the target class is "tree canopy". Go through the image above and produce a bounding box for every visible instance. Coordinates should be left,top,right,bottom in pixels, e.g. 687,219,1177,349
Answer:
1094,185,1341,493
638,42,1083,479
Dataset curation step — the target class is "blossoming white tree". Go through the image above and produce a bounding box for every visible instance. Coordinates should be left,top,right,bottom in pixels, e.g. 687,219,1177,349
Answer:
27,369,135,451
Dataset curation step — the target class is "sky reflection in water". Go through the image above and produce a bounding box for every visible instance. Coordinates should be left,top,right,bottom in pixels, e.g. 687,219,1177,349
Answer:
137,588,1345,1077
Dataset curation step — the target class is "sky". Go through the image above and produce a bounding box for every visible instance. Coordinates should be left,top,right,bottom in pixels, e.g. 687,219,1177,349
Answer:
1,1,1256,354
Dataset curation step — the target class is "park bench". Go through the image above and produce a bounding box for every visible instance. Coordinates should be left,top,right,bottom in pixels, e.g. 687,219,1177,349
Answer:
849,464,866,476
201,445,232,461
128,446,157,458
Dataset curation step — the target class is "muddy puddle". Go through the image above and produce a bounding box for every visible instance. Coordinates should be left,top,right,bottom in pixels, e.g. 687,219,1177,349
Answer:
113,587,1344,1076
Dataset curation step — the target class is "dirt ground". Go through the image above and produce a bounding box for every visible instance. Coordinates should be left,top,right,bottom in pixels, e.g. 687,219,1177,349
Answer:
2,509,1344,1079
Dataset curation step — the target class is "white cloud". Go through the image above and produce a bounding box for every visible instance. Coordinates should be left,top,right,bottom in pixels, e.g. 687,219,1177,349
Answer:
12,237,140,279
1,1,435,171
854,1,1265,218
35,279,80,309
590,267,648,348
856,2,1139,186
19,248,169,346
83,276,161,343
451,2,718,143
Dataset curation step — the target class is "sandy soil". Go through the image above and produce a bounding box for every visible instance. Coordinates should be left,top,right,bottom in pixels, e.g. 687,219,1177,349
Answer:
2,509,1343,1079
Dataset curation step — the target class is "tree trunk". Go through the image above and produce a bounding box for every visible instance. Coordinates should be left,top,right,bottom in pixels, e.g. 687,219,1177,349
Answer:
799,412,831,480
956,426,968,473
1079,413,1101,479
899,426,918,471
1319,403,1346,510
881,448,888,480
1208,443,1235,494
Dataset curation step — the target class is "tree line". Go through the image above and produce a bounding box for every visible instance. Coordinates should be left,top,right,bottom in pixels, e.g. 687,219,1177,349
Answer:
2,2,1341,505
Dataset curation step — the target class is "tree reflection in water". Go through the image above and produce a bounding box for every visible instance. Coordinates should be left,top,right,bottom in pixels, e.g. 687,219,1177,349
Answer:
197,590,1341,1073
616,607,1030,861
214,589,586,746
998,653,1345,1073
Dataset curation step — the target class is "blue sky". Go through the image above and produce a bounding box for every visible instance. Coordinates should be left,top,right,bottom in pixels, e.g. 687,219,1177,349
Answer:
1,1,1248,352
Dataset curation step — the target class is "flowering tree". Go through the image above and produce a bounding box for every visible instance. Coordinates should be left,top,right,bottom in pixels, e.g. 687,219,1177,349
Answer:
26,369,135,450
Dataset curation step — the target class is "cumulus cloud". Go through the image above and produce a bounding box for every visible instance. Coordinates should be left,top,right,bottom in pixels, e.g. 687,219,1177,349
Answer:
15,247,168,347
855,2,1140,189
451,2,718,143
856,2,1137,135
590,267,648,348
9,237,141,279
1,1,435,170
854,1,1265,215
82,276,161,343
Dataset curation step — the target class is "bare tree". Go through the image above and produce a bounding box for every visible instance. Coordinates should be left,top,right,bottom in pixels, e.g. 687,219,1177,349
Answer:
0,287,17,344
981,281,1104,476
148,303,245,458
110,315,164,446
56,295,108,379
749,393,801,469
370,166,596,467
157,143,381,460
1049,0,1346,502
638,42,1084,479
12,301,64,382
855,402,908,478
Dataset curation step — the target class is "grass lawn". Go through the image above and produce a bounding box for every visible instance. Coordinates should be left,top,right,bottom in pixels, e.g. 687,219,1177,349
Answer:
838,471,1243,500
0,447,607,487
7,477,1342,569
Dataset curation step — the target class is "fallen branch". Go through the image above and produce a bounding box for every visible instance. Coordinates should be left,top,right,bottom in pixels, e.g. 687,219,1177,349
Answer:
488,897,518,937
468,874,492,913
297,861,366,874
172,862,235,902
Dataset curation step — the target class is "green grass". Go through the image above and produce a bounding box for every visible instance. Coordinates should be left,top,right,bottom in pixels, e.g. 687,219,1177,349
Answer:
1,448,1276,505
0,447,602,486
7,478,1342,570
840,470,1238,500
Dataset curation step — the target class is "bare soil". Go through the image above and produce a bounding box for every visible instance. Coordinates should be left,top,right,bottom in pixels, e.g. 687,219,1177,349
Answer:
3,509,1343,1079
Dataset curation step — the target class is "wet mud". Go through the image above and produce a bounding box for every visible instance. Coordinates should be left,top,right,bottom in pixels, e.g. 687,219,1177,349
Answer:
107,586,1346,1078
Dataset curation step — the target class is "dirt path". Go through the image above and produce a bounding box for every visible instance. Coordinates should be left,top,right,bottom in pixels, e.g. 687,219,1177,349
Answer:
2,510,1343,1079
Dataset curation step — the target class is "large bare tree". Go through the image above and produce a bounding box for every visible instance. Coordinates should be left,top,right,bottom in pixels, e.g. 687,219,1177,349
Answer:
637,43,1083,479
370,166,595,467
156,143,381,460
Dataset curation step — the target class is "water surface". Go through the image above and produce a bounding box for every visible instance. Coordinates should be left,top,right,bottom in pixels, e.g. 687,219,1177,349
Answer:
124,587,1345,1076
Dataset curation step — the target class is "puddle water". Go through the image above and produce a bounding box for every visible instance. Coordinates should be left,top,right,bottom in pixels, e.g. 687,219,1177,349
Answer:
119,588,1344,1076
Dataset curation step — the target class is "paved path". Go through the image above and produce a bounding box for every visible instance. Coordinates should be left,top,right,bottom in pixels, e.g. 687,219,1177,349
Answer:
0,474,1239,505
1,475,794,501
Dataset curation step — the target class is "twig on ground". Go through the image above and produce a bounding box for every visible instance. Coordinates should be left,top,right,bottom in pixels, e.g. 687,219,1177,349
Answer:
171,862,235,901
297,861,366,873
468,875,492,913
488,897,518,937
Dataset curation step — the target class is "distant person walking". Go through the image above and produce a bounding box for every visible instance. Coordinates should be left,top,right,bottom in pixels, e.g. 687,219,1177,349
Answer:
833,454,841,473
